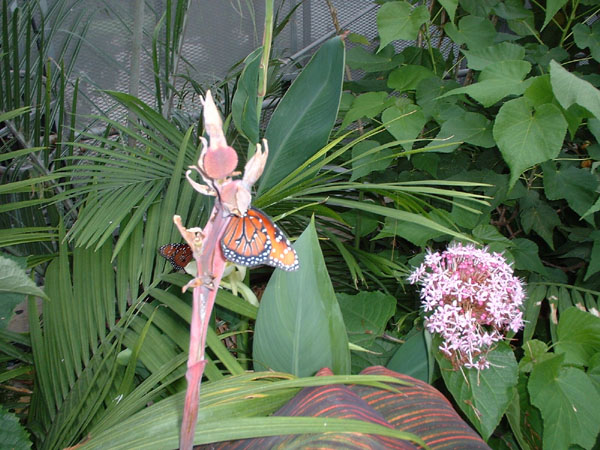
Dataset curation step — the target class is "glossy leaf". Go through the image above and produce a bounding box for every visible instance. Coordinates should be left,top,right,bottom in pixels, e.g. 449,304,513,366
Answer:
253,219,351,376
258,37,344,194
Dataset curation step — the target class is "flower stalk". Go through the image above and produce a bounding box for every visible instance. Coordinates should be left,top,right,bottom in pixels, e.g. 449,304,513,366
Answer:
177,91,269,450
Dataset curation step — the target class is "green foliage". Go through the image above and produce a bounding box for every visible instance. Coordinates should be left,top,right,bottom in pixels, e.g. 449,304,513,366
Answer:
3,0,600,447
0,405,31,450
253,219,351,376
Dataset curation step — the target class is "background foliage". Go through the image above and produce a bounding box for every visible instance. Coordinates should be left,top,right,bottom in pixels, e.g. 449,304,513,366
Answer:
1,0,600,448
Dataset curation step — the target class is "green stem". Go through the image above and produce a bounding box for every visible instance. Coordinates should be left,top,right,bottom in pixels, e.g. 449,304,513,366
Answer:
257,0,274,102
560,0,580,47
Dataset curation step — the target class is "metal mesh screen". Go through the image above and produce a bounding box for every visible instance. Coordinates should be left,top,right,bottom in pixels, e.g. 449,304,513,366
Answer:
39,0,453,126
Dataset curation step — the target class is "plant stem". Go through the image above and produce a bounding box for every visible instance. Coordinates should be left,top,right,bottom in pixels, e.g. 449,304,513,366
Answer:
179,206,228,450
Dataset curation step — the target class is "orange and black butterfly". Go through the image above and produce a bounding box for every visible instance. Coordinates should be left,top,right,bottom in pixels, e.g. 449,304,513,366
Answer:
159,242,193,271
160,208,298,272
221,208,299,271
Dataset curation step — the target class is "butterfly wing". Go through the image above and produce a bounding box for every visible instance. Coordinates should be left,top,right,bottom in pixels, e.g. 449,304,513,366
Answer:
159,243,193,270
221,208,299,271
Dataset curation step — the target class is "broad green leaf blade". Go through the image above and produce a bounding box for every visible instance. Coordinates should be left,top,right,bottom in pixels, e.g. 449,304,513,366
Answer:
441,60,531,107
0,255,48,304
573,22,600,62
529,354,600,449
258,37,344,195
426,110,494,153
519,190,560,249
439,342,518,440
387,65,435,92
542,0,568,30
461,42,525,71
382,102,426,151
253,219,351,376
555,307,600,366
493,97,567,188
437,0,458,23
337,291,396,348
549,60,600,119
377,2,429,50
585,232,600,281
0,405,31,449
387,330,430,383
542,164,598,223
232,47,262,144
443,16,497,51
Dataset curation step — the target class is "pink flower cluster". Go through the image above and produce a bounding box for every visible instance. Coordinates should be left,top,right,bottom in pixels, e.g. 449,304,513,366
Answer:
409,243,525,370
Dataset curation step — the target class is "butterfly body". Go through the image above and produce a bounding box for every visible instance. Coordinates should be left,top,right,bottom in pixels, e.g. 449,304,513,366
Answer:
160,208,298,272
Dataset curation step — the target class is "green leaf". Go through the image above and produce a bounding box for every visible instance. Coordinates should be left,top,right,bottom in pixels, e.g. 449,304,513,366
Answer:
549,60,600,119
346,45,401,72
442,60,531,107
374,215,447,247
523,74,554,107
555,307,600,366
426,111,495,153
439,343,518,440
511,238,549,277
529,354,600,449
350,140,394,181
543,164,598,223
0,255,48,300
382,102,426,151
585,232,600,281
493,97,567,187
340,91,394,131
542,0,568,30
259,37,344,194
0,405,31,449
387,330,430,383
519,190,560,249
443,16,497,51
337,291,396,348
387,65,435,92
438,0,458,22
415,77,460,121
232,47,262,144
461,42,525,71
460,0,499,16
573,22,600,62
253,219,351,376
377,2,429,50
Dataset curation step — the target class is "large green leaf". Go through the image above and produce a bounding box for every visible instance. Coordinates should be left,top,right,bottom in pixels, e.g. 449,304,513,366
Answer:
253,219,351,376
529,353,600,449
461,42,525,71
0,255,48,318
439,342,518,440
442,60,531,107
337,291,396,348
493,97,567,187
382,102,426,151
232,47,262,144
387,330,430,383
377,1,429,50
542,0,568,30
549,60,600,119
443,16,497,50
555,307,600,366
426,110,494,153
572,22,600,63
258,37,344,195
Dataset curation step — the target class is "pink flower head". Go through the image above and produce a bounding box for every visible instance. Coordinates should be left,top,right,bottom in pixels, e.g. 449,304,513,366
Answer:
409,243,525,370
